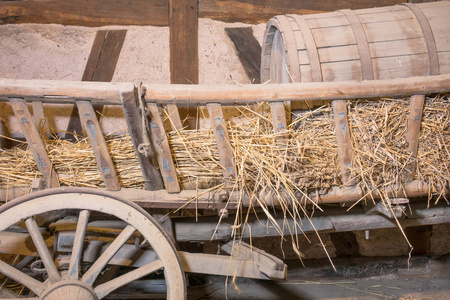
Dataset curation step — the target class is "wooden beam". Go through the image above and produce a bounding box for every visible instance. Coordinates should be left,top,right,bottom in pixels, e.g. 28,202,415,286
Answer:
1,0,406,26
207,103,236,186
225,27,261,84
66,30,127,140
0,117,9,149
403,95,425,182
332,100,354,186
0,74,449,105
147,103,181,193
8,98,60,188
120,89,164,191
0,0,169,27
76,100,121,191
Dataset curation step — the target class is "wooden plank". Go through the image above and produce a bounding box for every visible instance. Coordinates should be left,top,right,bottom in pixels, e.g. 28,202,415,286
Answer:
321,60,362,82
0,0,406,26
225,27,261,84
311,25,356,48
362,19,422,43
120,90,164,191
369,38,427,58
332,100,354,186
0,118,8,149
0,0,169,26
76,100,121,191
32,101,46,131
270,102,288,148
207,103,235,186
373,53,429,80
147,103,181,193
165,104,183,131
66,30,127,140
8,98,60,188
403,94,425,183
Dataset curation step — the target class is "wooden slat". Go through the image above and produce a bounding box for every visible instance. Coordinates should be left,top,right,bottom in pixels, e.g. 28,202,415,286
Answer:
76,100,121,191
403,94,425,183
8,98,60,188
120,90,164,191
270,102,288,148
207,103,235,186
0,118,7,149
66,30,127,140
166,104,183,131
32,101,46,130
225,27,261,84
332,100,354,186
147,103,181,193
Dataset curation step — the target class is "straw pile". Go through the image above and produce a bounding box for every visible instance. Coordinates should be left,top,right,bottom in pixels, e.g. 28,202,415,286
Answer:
0,96,448,200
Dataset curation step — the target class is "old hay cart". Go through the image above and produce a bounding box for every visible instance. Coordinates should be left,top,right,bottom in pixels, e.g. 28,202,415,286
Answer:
0,2,449,299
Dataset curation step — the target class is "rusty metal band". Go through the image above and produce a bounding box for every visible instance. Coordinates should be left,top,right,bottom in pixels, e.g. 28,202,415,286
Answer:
401,3,440,75
274,15,301,83
340,9,374,81
291,15,323,82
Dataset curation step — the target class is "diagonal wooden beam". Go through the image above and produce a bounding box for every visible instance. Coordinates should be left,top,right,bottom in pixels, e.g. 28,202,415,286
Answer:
9,98,60,188
147,103,181,193
77,100,121,191
65,29,127,140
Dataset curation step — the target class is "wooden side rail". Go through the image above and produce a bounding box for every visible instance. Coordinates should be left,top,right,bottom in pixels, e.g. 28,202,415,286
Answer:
0,74,448,104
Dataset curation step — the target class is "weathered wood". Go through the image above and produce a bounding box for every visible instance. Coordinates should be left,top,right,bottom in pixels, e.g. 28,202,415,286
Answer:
120,89,164,191
77,100,121,191
270,102,288,148
165,104,184,131
31,101,46,130
332,100,354,186
0,74,449,105
403,94,425,182
147,103,181,193
207,103,236,186
8,98,60,188
0,0,169,26
0,74,449,104
66,30,127,140
225,27,261,84
0,117,8,149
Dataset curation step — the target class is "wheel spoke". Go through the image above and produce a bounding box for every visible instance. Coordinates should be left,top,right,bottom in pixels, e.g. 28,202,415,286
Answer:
82,225,136,285
25,217,61,284
94,259,164,299
0,259,46,296
68,210,90,280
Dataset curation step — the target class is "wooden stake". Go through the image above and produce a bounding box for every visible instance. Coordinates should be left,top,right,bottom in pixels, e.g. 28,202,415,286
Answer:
333,100,354,186
404,94,425,182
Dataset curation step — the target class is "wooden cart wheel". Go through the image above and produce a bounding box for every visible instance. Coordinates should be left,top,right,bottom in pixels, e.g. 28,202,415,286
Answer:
0,187,186,300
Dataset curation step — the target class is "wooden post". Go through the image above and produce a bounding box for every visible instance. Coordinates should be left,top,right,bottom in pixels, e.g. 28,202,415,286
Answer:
207,103,236,186
147,103,181,193
404,94,425,182
169,0,199,130
333,100,354,186
270,102,288,148
9,98,60,188
76,100,121,191
0,118,8,149
66,30,127,140
120,89,164,191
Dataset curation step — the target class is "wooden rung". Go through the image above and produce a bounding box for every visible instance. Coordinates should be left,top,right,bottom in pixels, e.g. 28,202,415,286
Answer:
32,101,46,130
332,100,354,186
270,102,289,148
9,98,60,188
147,103,181,193
207,103,236,186
165,104,183,131
76,100,121,191
120,90,164,191
404,94,425,182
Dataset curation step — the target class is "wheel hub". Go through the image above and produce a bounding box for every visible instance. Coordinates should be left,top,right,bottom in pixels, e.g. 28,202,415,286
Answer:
40,280,97,300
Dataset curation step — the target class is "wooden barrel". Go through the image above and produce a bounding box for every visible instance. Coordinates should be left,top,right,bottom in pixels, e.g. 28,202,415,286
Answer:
261,2,450,87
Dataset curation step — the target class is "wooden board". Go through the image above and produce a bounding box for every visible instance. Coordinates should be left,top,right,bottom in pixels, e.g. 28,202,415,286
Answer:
225,27,261,84
207,103,236,186
332,100,354,185
76,100,121,191
66,30,127,140
147,103,181,193
120,90,164,191
270,102,288,148
8,98,60,188
1,0,405,26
